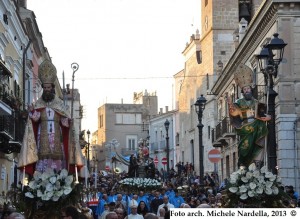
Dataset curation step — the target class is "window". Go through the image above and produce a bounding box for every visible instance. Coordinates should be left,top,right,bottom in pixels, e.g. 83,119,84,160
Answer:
208,126,211,139
99,114,103,128
205,0,208,7
116,113,142,124
127,135,137,150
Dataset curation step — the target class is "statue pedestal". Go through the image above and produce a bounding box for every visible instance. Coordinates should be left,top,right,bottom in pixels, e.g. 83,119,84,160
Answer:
138,165,146,178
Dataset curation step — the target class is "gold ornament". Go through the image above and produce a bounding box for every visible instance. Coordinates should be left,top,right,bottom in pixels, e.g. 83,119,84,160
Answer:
38,60,57,84
234,64,253,89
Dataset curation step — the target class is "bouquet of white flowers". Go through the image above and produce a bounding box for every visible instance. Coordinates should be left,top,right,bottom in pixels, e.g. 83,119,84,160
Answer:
25,168,74,202
224,163,290,208
119,177,161,192
17,168,80,218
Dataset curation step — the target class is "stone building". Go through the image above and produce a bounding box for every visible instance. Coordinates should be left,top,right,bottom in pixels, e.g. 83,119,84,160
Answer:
96,90,157,171
210,0,300,193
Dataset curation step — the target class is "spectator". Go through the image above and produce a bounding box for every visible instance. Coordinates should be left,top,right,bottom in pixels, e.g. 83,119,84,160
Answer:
114,208,125,219
150,191,163,214
105,212,118,219
137,201,149,217
144,213,159,219
156,196,174,216
61,205,80,219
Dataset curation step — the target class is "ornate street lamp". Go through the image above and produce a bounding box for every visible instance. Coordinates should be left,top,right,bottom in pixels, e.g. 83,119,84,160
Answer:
86,130,91,172
164,119,170,173
255,33,287,173
70,63,79,183
70,63,79,120
194,94,207,185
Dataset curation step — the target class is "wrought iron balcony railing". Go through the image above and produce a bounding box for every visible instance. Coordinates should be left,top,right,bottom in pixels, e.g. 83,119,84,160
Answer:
211,117,236,148
0,111,26,153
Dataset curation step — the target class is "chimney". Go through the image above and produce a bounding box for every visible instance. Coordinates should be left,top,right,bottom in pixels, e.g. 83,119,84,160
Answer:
165,106,168,113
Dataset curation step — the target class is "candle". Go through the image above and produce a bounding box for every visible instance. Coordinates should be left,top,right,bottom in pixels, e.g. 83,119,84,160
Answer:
2,167,6,192
75,165,79,184
9,160,14,189
22,167,25,191
85,161,88,188
94,164,97,189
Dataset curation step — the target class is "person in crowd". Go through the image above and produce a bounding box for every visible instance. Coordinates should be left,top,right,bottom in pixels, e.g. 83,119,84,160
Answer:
115,194,127,214
96,193,108,218
156,196,174,216
137,201,149,217
18,60,83,175
114,208,126,219
105,212,118,219
150,191,163,214
61,205,81,219
124,200,143,219
169,189,184,208
144,213,159,219
158,208,165,219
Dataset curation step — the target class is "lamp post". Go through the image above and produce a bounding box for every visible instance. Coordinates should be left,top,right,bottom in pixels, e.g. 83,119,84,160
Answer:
194,94,207,185
164,119,170,173
70,63,79,183
256,33,287,174
87,130,91,172
70,63,79,120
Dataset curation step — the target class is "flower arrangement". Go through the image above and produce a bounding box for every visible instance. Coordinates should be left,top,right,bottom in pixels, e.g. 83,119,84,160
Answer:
119,177,161,192
25,168,73,202
15,168,81,219
224,163,290,208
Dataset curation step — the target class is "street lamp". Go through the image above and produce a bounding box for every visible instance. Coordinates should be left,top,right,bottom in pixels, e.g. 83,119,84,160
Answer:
194,94,207,185
70,63,79,120
255,33,287,174
164,119,170,173
70,62,79,183
87,130,91,171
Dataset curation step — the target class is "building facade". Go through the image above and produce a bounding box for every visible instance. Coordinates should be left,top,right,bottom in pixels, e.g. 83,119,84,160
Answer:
96,90,158,171
211,0,300,192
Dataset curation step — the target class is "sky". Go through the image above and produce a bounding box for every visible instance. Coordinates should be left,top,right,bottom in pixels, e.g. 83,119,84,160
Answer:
27,0,201,132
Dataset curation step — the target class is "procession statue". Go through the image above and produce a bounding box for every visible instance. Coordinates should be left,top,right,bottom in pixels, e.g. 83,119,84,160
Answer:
18,60,83,175
226,64,271,167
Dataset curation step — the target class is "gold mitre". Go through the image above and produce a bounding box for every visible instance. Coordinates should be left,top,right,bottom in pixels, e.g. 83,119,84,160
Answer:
38,60,57,84
234,64,253,89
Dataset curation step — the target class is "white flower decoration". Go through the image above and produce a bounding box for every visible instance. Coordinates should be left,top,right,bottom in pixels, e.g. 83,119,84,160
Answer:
240,193,248,200
248,190,255,197
248,163,256,171
24,169,74,202
249,182,256,190
25,192,34,198
49,176,57,184
239,185,247,193
229,187,238,193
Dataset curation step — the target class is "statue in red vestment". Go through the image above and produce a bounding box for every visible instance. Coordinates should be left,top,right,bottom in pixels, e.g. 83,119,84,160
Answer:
18,60,83,175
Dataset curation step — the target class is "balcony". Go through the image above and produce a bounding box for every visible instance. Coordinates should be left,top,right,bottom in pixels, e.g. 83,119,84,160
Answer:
0,111,26,153
211,117,236,148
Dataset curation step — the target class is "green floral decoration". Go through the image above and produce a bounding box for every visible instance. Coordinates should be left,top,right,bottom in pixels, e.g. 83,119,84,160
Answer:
224,163,290,208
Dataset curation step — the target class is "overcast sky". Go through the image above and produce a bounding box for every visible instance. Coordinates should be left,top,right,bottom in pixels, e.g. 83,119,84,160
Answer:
27,0,201,132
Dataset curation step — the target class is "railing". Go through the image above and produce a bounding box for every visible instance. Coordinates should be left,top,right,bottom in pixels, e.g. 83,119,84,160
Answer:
211,117,236,147
0,115,14,139
0,111,25,153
